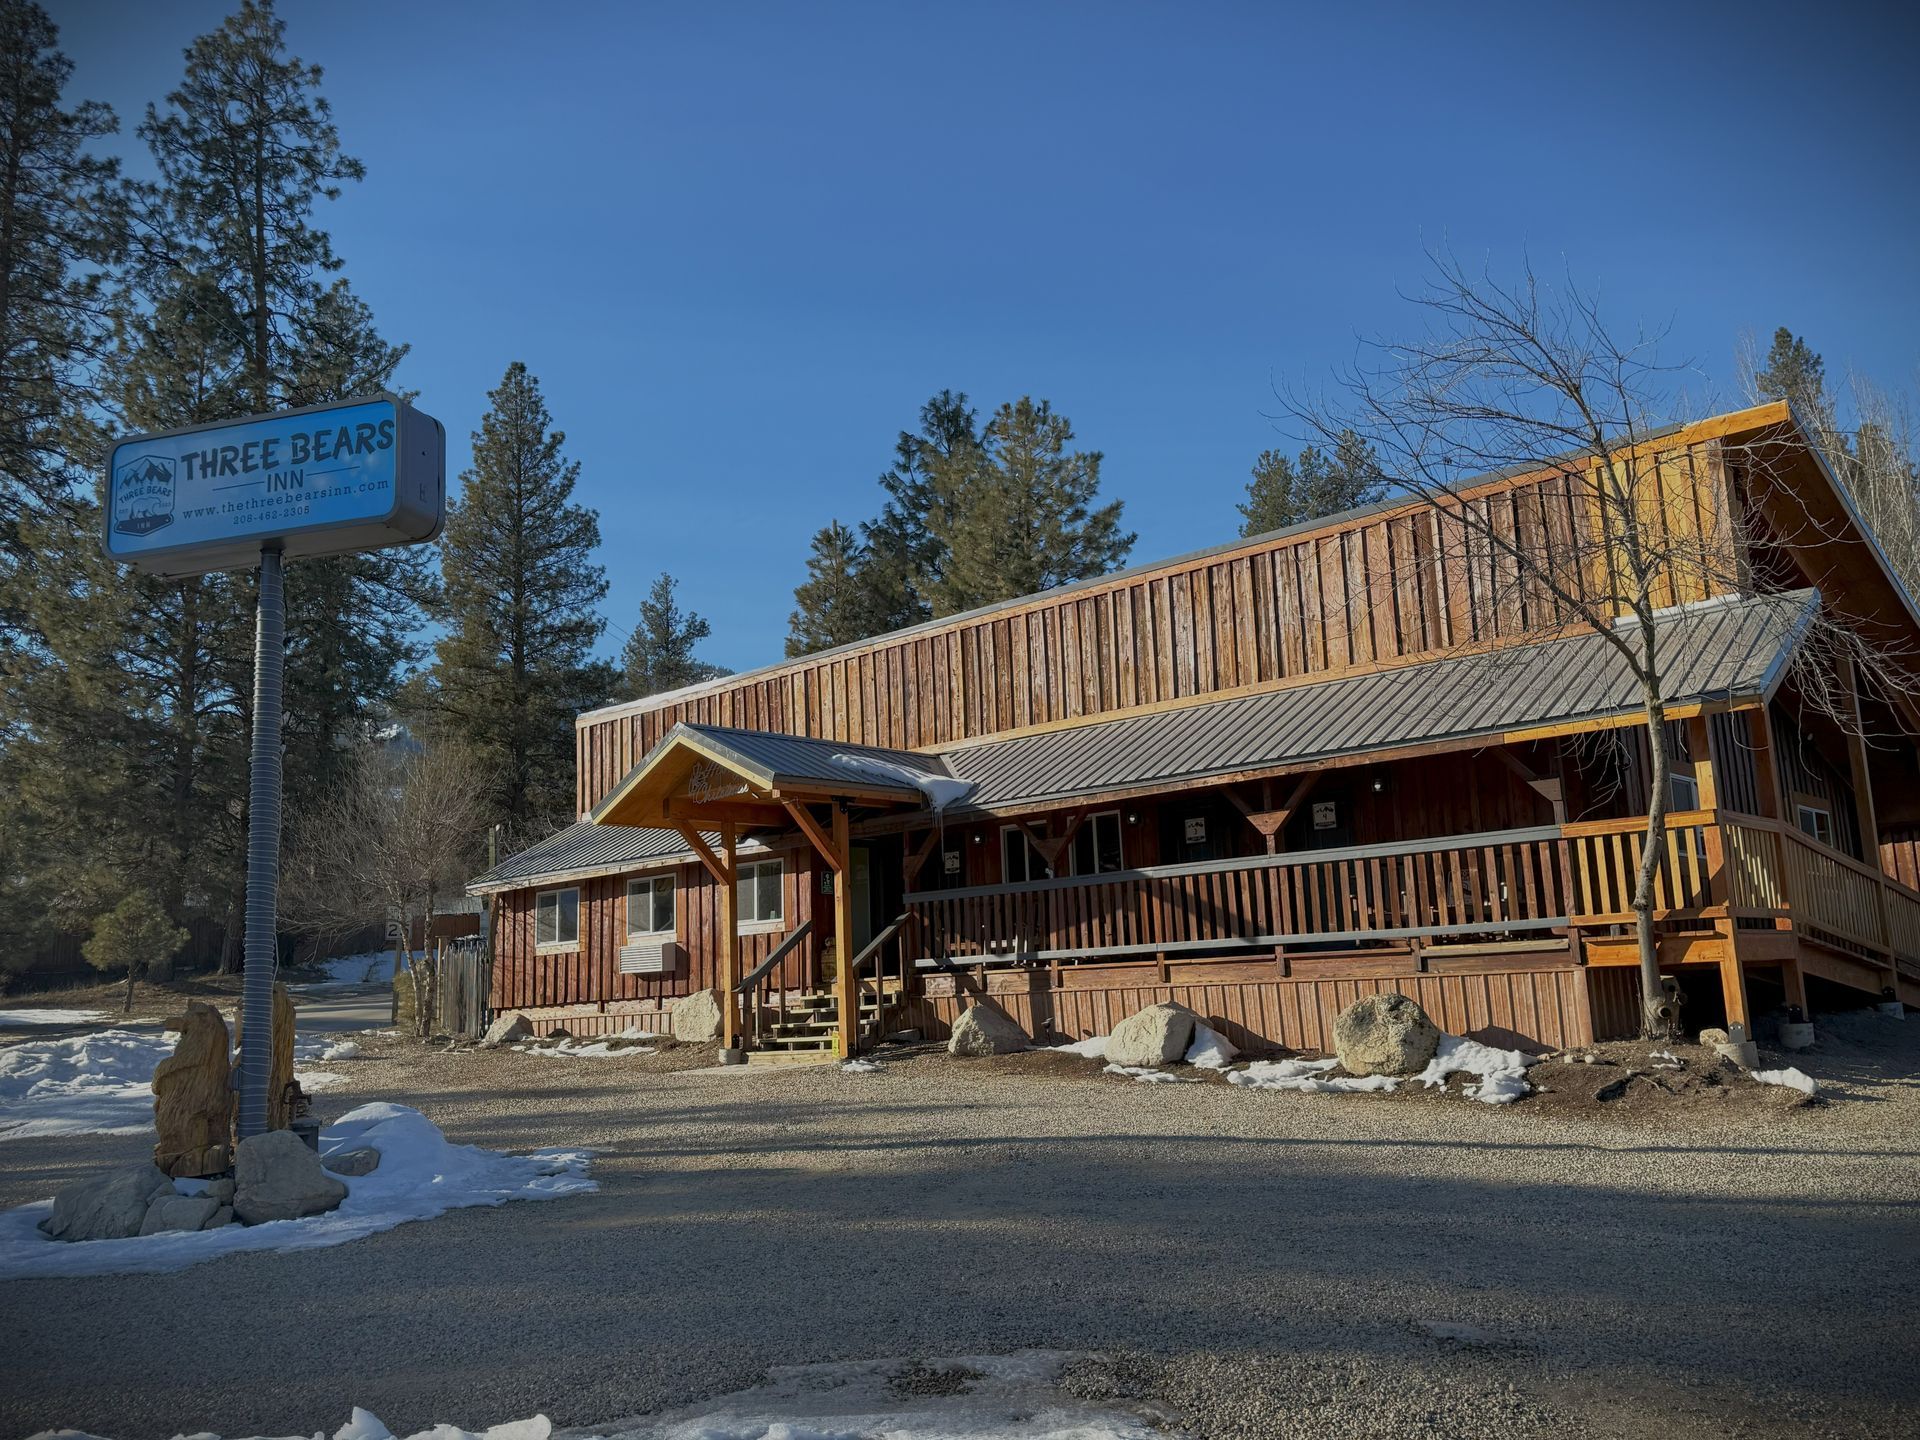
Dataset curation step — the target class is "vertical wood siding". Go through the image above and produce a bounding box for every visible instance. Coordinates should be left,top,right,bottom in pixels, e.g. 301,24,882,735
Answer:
577,443,1736,813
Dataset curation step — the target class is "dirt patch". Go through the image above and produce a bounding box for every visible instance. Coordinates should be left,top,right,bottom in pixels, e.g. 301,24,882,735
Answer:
885,1360,984,1398
1524,1038,1819,1120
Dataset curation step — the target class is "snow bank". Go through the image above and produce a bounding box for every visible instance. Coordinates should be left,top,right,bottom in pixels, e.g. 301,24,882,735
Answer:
1049,1035,1109,1059
289,950,392,991
0,1007,109,1028
1751,1066,1819,1095
828,752,976,814
1416,1034,1538,1105
1184,1023,1239,1070
1103,1063,1195,1084
0,1028,171,1141
514,1035,659,1059
1227,1058,1396,1094
841,1058,882,1073
0,1102,596,1279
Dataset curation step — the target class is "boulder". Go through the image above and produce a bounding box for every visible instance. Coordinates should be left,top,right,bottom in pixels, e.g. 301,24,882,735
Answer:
233,1129,347,1225
151,1000,234,1178
1106,1003,1199,1068
480,1012,533,1048
1697,1027,1730,1047
139,1193,221,1236
323,1146,381,1177
206,1177,236,1205
1333,992,1440,1076
947,1005,1029,1057
38,1165,175,1242
207,1205,234,1229
671,989,725,1043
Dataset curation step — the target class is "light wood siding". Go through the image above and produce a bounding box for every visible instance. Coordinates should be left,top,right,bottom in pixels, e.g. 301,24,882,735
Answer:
578,442,1739,813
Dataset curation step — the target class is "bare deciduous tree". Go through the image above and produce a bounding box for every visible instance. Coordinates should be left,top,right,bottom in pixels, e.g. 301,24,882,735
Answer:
1286,252,1920,1037
283,738,494,1031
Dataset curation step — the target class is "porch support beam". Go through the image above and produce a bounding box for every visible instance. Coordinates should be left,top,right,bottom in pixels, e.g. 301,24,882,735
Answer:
1492,746,1567,823
1226,774,1319,851
1839,657,1883,862
783,800,846,875
675,824,732,888
833,802,856,1056
902,828,942,886
720,824,741,1051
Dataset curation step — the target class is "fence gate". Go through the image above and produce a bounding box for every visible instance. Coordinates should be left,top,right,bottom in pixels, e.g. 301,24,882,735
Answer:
433,936,492,1040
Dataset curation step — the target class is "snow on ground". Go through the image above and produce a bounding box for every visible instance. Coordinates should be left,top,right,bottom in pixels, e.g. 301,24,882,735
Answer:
289,950,392,991
1227,1057,1397,1094
840,1058,882,1073
1049,1035,1109,1059
1415,1034,1539,1105
1184,1022,1238,1069
512,1028,661,1059
1751,1066,1820,1095
0,1029,165,1140
0,1102,597,1279
32,1350,1157,1440
0,1007,110,1028
0,1027,370,1142
1103,1063,1196,1084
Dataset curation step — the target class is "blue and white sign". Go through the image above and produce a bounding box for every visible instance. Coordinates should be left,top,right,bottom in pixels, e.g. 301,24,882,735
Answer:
104,394,444,577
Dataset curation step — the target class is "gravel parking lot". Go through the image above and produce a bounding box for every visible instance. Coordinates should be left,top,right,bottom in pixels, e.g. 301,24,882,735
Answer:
2,1006,1916,1440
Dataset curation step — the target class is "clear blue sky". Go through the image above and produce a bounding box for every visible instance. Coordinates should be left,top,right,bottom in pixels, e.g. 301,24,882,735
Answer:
52,0,1920,672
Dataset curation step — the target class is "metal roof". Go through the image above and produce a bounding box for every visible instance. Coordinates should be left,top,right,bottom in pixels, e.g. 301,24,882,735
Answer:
937,590,1816,810
669,723,950,795
468,822,753,894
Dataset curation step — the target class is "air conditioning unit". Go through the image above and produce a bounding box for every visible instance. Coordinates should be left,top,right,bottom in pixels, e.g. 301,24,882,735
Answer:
618,940,683,976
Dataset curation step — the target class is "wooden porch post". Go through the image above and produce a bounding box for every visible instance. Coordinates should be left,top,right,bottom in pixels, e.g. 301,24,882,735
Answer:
1718,952,1752,1034
719,824,741,1050
1839,658,1883,865
833,802,856,1056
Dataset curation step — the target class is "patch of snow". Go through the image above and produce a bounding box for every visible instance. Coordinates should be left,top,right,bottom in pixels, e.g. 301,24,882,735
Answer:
1102,1063,1195,1084
515,1036,658,1059
840,1058,882,1073
288,950,392,991
1751,1066,1819,1095
828,752,976,814
0,1007,109,1028
1184,1022,1239,1070
0,1029,171,1141
296,1069,351,1091
1048,1035,1109,1059
0,1102,596,1279
1228,1058,1397,1094
1416,1034,1539,1105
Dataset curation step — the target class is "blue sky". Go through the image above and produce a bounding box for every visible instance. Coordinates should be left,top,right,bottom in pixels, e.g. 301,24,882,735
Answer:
53,0,1920,671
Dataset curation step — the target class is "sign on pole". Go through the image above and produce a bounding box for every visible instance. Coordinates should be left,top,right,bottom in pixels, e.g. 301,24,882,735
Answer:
103,395,445,1141
104,394,444,578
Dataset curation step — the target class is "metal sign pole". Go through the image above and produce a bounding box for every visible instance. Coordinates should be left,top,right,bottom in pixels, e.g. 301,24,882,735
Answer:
237,544,286,1141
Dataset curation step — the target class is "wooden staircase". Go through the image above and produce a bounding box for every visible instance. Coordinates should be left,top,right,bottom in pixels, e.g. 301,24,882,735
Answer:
747,982,904,1062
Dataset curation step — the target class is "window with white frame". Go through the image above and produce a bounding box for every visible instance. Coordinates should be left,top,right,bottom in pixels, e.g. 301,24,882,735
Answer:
1000,824,1053,884
535,887,579,950
1070,810,1126,875
737,858,784,928
625,874,675,939
1797,803,1835,849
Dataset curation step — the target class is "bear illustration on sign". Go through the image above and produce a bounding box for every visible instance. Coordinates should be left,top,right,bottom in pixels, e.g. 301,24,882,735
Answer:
113,454,177,536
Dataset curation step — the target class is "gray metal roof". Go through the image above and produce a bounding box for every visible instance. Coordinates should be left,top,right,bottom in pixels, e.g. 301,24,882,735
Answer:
937,590,1816,810
468,822,723,894
670,723,950,795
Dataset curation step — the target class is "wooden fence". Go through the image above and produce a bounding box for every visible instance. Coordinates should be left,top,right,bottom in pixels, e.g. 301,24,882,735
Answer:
429,937,492,1040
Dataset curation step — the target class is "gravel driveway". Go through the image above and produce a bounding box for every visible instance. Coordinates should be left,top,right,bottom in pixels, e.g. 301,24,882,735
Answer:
2,1012,1916,1440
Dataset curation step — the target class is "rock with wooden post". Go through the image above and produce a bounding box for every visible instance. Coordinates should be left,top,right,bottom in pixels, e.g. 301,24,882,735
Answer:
151,1000,235,1177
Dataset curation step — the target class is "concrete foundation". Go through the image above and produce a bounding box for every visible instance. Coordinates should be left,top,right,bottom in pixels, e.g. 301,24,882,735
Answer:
1778,1021,1817,1051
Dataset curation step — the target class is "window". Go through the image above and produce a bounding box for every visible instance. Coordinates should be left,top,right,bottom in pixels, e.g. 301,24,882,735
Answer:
626,874,675,938
535,887,579,950
1797,803,1835,848
1070,810,1126,875
1669,771,1701,811
1001,824,1053,883
736,859,784,929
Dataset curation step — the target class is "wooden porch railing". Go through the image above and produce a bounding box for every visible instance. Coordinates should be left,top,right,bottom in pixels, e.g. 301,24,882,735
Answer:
903,808,1920,975
735,919,814,1048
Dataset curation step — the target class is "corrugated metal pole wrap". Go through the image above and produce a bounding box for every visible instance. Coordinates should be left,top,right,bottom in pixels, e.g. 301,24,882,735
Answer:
237,545,286,1141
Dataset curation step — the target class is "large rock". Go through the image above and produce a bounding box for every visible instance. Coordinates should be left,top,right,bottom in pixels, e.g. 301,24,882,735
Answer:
1333,992,1440,1076
232,982,297,1131
671,989,725,1043
480,1012,532,1048
233,1129,347,1225
948,1005,1029,1057
323,1146,381,1177
1106,1003,1199,1068
38,1165,175,1242
139,1193,221,1235
151,1000,234,1178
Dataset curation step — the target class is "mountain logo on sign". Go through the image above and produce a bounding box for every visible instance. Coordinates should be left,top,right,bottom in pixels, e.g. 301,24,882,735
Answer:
113,454,177,537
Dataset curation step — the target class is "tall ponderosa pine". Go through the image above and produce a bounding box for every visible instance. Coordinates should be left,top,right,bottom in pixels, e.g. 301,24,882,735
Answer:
626,572,728,696
858,390,982,630
1238,430,1387,536
786,522,874,657
426,363,613,829
929,396,1134,615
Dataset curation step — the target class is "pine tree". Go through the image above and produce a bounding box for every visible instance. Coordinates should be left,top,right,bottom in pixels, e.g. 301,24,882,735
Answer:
858,390,981,629
423,362,613,828
626,572,729,695
0,0,124,636
1238,430,1387,535
787,522,875,657
929,396,1134,615
1753,328,1830,425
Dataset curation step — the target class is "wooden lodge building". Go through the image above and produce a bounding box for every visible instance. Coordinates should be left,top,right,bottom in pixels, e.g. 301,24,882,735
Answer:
468,401,1920,1058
